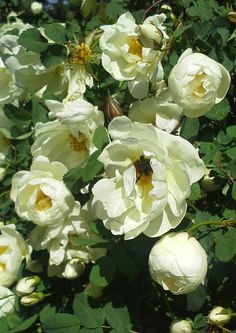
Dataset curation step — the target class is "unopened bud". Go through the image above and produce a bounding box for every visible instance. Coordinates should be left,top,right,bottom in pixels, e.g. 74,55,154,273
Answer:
227,11,236,24
16,276,41,296
84,283,103,299
20,292,45,307
200,169,220,193
30,2,43,15
104,96,123,121
62,259,85,280
208,306,232,326
137,23,163,50
170,320,192,333
80,0,97,19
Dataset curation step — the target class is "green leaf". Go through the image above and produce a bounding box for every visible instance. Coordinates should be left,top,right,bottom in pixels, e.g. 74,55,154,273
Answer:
111,244,138,279
226,147,236,160
104,302,131,330
43,23,66,45
93,126,109,150
18,28,48,53
41,44,67,68
81,150,104,182
189,183,201,202
173,24,192,38
106,0,126,18
42,313,80,333
11,314,38,332
4,104,31,125
0,317,9,333
232,182,236,201
226,125,236,138
187,285,206,311
214,229,236,262
40,304,56,322
73,293,105,329
70,236,111,248
205,99,230,121
181,117,199,140
89,256,116,287
32,98,49,124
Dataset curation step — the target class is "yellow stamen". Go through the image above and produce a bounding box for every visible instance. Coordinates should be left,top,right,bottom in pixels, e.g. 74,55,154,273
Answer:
189,73,207,97
0,263,6,272
0,246,8,255
33,189,52,211
70,43,92,65
68,133,89,152
128,38,143,58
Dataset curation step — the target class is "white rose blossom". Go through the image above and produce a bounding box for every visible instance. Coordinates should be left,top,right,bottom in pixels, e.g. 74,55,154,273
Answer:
0,286,15,317
170,319,192,333
148,232,208,295
168,49,231,117
31,98,104,169
129,89,183,133
30,203,106,278
92,116,206,239
16,276,41,296
99,12,169,99
0,223,30,287
10,156,75,227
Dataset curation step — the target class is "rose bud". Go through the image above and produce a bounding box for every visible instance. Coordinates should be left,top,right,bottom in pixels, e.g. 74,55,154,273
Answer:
208,306,232,326
16,276,41,296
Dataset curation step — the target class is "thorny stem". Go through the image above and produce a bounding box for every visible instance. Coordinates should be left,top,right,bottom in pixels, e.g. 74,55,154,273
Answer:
187,219,236,234
144,0,166,19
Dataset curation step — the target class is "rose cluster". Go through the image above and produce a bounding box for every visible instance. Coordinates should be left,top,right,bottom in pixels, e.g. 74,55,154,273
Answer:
0,7,231,322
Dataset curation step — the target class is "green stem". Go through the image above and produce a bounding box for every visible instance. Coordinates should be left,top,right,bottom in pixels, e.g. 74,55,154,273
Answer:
187,219,236,234
187,200,198,212
0,189,10,198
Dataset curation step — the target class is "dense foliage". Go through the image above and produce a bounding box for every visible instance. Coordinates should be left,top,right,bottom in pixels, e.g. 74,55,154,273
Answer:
0,0,235,332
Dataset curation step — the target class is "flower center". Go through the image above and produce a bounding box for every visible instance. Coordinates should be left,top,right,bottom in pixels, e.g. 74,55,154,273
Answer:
70,43,92,65
0,263,6,272
189,73,207,97
128,38,143,58
0,246,8,255
68,133,89,152
33,189,52,211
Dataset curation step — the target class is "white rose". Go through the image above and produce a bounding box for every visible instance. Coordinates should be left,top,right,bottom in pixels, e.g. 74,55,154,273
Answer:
30,2,43,15
16,276,40,296
99,12,168,99
168,49,231,117
10,156,75,227
0,167,6,181
92,116,206,240
208,306,231,326
148,232,208,295
62,259,85,279
0,223,30,287
20,292,45,307
129,89,182,133
29,202,106,278
0,286,15,317
170,320,192,333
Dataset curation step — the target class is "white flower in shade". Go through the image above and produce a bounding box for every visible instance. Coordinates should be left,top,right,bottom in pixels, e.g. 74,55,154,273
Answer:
30,2,43,15
0,286,15,317
31,98,104,170
99,12,169,99
128,89,182,133
168,49,231,118
29,203,106,278
148,232,208,295
170,320,192,333
208,306,232,326
10,156,75,227
92,116,206,240
0,223,30,287
16,276,40,296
